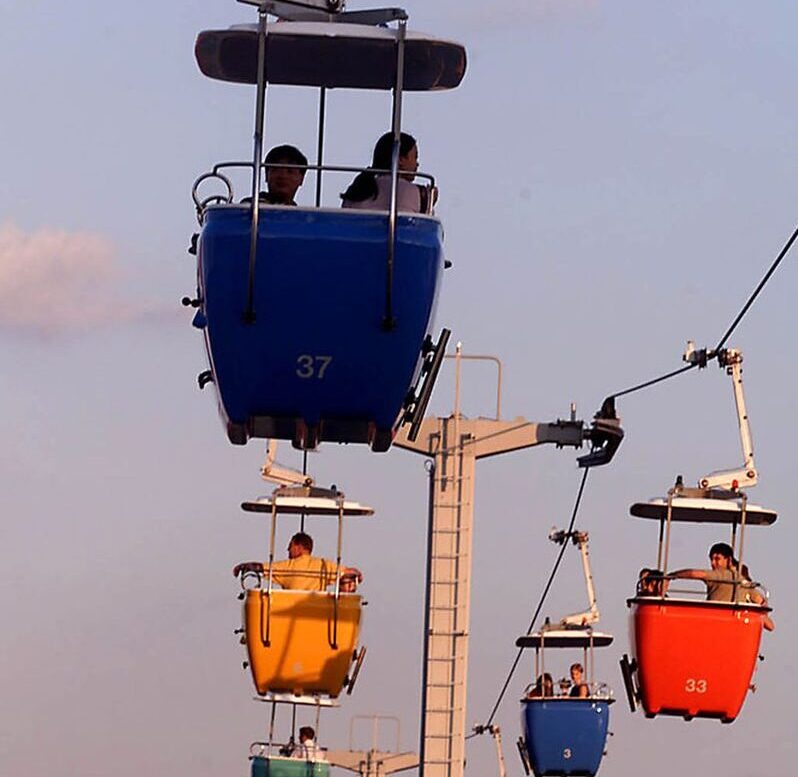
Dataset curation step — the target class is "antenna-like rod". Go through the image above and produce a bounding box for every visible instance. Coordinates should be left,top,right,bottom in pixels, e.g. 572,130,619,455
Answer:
548,529,599,627
684,343,758,491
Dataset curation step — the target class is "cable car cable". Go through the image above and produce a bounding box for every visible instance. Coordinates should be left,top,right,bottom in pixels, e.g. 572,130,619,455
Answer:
479,467,591,731
610,362,699,401
605,220,798,402
713,222,798,352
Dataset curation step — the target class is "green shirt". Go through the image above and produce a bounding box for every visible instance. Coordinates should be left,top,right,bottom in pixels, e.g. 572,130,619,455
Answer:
704,568,740,602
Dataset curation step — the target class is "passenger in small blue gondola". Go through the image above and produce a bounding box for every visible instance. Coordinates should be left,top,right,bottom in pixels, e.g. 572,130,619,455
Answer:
568,663,590,698
242,144,308,206
233,532,363,592
341,132,433,213
294,726,320,760
526,673,555,699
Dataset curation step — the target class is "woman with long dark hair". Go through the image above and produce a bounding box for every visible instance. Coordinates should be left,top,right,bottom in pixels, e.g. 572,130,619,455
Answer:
341,131,431,213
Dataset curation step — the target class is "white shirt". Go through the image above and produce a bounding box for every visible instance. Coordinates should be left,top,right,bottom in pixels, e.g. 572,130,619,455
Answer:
294,739,320,760
342,175,422,213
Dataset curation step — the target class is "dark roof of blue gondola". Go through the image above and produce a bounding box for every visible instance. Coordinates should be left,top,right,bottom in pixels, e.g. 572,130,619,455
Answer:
195,21,467,90
516,631,614,649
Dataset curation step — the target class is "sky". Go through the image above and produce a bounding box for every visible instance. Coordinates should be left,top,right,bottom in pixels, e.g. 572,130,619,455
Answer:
2,1,797,776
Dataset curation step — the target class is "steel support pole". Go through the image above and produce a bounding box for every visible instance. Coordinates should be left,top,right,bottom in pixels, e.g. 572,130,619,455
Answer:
244,10,269,323
396,411,583,777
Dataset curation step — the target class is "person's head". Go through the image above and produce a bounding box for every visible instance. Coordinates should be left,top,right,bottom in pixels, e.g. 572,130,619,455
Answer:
288,532,314,558
371,131,418,179
340,131,419,203
299,726,315,743
264,144,307,204
638,567,664,596
709,542,734,570
537,672,554,694
570,663,584,683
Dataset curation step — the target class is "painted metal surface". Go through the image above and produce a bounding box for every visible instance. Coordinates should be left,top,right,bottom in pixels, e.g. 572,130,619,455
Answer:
245,590,361,697
196,206,444,446
241,495,374,517
630,597,765,721
521,699,611,777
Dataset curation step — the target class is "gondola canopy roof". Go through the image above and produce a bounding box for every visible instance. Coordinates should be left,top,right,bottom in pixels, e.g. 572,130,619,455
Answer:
242,494,374,516
630,496,777,526
195,21,467,90
516,630,614,649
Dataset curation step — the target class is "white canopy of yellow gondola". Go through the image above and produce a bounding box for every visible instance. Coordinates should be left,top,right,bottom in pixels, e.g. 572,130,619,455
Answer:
241,494,374,516
252,692,340,707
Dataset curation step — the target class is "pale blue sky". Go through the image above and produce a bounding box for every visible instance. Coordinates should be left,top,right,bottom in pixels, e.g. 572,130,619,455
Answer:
2,2,797,776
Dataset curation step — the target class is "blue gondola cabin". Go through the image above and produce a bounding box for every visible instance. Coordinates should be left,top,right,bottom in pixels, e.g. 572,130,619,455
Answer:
188,12,466,450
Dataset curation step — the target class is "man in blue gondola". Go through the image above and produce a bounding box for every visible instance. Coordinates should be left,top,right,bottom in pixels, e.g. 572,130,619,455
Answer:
295,726,320,760
242,144,308,206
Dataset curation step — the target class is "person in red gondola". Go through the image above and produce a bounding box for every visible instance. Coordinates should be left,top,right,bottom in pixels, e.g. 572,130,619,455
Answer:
671,543,774,629
637,567,668,597
738,562,775,631
670,542,741,602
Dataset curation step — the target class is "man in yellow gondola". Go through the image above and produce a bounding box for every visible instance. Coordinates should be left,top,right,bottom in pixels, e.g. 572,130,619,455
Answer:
233,532,363,591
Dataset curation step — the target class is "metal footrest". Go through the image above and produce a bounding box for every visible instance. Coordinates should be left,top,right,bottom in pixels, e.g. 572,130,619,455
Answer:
401,327,451,440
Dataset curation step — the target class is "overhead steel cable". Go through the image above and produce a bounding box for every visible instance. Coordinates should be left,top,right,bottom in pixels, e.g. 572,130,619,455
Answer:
479,466,591,731
606,220,798,402
714,222,798,352
609,362,699,401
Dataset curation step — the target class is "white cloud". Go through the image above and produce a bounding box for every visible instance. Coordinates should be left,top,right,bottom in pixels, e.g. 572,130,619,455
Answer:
0,222,156,338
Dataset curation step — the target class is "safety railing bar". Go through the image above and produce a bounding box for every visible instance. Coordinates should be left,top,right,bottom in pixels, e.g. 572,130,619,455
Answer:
315,87,327,208
210,159,435,186
194,162,436,216
633,580,770,600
